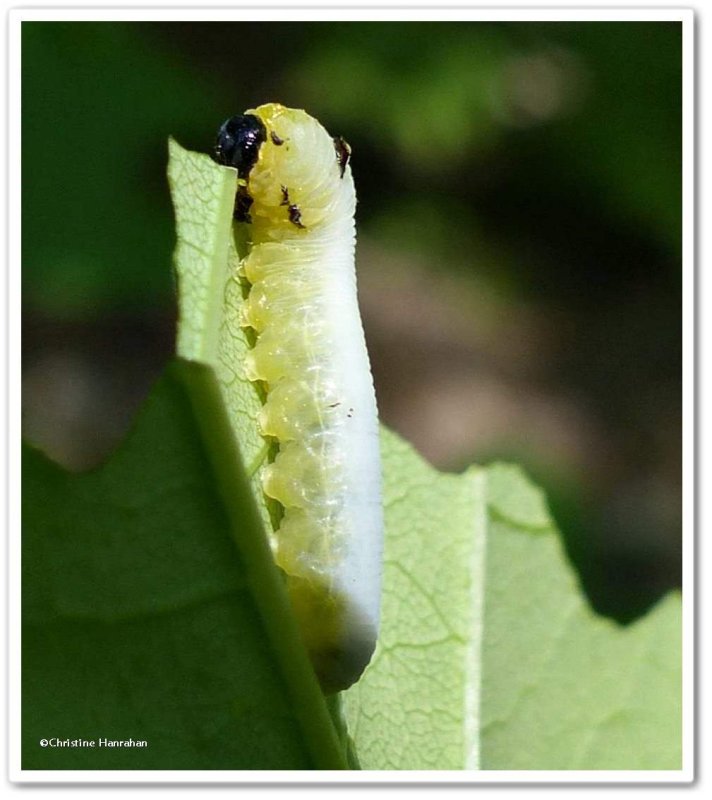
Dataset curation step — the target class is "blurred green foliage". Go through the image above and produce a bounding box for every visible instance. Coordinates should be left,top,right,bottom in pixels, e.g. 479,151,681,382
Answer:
23,23,219,315
22,20,682,622
22,21,681,312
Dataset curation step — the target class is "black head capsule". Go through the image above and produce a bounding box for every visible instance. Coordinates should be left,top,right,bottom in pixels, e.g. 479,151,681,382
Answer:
214,114,267,178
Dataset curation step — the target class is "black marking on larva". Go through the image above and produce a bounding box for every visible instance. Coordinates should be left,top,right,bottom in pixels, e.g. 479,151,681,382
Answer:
333,135,351,178
270,131,285,146
280,185,290,206
214,114,267,179
288,203,306,229
233,186,254,223
328,402,341,408
347,407,354,418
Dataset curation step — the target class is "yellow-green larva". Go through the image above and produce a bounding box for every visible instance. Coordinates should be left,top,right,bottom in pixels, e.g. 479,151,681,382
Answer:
214,104,383,692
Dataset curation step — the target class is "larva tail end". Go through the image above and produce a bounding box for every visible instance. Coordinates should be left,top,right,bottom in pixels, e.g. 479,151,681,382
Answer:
286,575,377,694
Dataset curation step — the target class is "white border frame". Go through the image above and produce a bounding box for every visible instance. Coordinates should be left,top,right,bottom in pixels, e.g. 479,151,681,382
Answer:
6,3,695,786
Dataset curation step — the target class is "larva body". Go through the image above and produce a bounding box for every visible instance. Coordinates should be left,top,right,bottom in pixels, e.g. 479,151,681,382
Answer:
215,104,382,692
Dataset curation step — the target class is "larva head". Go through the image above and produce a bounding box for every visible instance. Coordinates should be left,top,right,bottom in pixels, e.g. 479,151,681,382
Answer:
214,114,267,178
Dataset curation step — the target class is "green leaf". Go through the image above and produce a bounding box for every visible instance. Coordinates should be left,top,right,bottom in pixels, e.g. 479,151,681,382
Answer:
480,465,682,770
342,453,682,770
22,360,347,770
167,138,272,531
340,430,486,769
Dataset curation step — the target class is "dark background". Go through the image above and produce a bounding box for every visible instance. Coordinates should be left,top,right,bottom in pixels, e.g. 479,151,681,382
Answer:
22,21,682,622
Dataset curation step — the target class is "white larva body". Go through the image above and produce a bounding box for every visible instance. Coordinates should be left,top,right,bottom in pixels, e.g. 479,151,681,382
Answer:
226,104,382,691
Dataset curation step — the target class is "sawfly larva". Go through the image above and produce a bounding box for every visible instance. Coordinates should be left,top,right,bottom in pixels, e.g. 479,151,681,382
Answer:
214,103,382,693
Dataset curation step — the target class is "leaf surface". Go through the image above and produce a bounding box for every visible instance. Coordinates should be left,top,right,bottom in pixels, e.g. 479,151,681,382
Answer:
341,452,682,771
22,361,346,770
480,465,682,770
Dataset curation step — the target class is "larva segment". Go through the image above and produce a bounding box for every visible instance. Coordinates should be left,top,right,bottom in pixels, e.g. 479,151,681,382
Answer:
215,104,383,693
